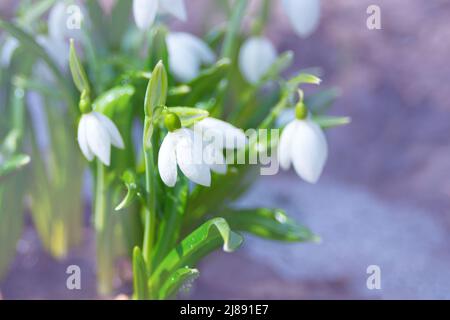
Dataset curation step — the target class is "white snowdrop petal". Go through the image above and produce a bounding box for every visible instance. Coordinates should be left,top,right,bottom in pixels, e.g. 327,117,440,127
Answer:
195,118,247,150
282,0,321,38
0,37,19,67
175,129,211,187
159,0,187,21
203,143,227,174
290,119,328,183
158,132,178,187
166,33,201,82
181,33,216,65
77,115,94,161
278,120,297,170
93,112,125,149
48,2,66,41
133,0,158,30
36,36,69,70
239,36,277,84
85,113,111,166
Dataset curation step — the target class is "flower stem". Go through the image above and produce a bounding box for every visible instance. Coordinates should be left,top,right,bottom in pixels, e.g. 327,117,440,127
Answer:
142,117,157,275
94,160,114,295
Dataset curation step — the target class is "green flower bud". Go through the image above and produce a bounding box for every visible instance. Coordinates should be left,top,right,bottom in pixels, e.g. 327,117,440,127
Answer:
164,113,181,132
79,90,92,114
295,101,308,120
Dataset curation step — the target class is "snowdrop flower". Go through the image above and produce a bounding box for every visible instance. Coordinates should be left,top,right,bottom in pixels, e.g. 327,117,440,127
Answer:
78,111,125,166
166,32,216,82
239,36,277,84
278,103,327,183
133,0,187,31
158,113,211,187
0,37,19,67
48,1,85,42
194,118,247,174
281,0,321,38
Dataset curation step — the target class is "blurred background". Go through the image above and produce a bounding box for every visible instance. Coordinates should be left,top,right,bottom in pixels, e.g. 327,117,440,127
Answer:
1,0,450,299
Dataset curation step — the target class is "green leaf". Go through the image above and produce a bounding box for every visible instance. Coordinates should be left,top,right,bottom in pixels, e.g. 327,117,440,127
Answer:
132,246,149,300
19,0,57,25
144,61,168,117
150,218,243,292
313,115,351,129
0,154,30,178
93,85,135,116
69,39,90,94
108,0,132,49
305,87,341,114
223,208,319,242
287,73,322,88
152,176,189,266
0,19,74,106
259,51,294,84
183,58,230,106
147,27,169,72
115,170,145,211
157,267,199,300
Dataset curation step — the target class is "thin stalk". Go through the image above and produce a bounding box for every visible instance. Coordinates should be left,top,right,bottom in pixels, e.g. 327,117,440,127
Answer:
94,160,114,295
142,117,157,274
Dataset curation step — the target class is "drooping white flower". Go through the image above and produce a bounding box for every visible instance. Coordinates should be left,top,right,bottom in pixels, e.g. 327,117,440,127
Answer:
77,111,125,166
133,0,187,31
194,117,247,174
0,37,19,67
166,32,216,82
48,1,85,42
281,0,321,38
158,128,211,187
239,36,277,84
278,118,327,183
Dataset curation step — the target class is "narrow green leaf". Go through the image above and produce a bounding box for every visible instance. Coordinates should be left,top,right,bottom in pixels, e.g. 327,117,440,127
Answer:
0,19,74,106
133,246,149,300
157,267,199,300
93,85,135,116
313,115,351,129
0,154,30,178
223,208,319,242
108,0,132,49
260,51,294,84
19,0,57,25
152,176,189,266
115,170,145,211
305,87,341,114
288,73,322,87
183,59,230,106
150,218,243,291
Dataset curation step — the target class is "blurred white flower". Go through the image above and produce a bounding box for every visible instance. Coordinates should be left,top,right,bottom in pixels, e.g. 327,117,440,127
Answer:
239,36,277,84
281,0,321,38
166,32,215,82
194,117,247,174
0,37,19,67
133,0,187,31
278,118,327,183
48,1,85,42
77,112,125,166
158,128,211,187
